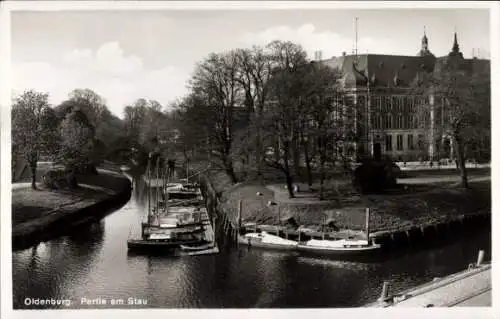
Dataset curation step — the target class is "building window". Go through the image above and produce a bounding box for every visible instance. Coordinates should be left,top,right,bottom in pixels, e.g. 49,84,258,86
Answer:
373,115,381,129
385,115,392,129
417,134,425,150
408,115,414,129
397,134,403,150
385,135,393,151
397,114,403,129
407,134,414,150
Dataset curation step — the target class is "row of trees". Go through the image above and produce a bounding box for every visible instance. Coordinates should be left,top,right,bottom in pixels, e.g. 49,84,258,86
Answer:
12,41,490,192
172,41,350,198
173,41,490,193
12,88,165,188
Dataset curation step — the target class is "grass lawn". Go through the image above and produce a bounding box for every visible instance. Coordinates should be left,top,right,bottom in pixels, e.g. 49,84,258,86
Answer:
210,168,491,233
11,185,108,227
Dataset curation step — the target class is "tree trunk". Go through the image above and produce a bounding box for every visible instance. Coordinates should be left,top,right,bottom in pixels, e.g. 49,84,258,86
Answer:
319,157,326,200
282,147,295,198
274,137,280,164
284,168,295,199
255,122,262,176
224,158,238,184
292,138,301,179
303,141,313,190
454,135,468,188
29,160,37,190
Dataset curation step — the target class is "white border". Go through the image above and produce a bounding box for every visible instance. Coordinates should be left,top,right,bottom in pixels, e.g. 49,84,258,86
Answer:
1,1,498,319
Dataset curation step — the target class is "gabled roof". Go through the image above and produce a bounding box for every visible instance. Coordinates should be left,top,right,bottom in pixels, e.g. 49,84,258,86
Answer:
321,53,462,88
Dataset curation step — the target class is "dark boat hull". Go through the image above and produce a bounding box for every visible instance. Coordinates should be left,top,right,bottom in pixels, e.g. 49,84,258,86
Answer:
297,243,382,257
127,239,203,252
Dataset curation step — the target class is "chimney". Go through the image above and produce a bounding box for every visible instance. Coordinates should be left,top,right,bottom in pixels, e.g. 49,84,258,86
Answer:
318,50,322,61
342,51,346,56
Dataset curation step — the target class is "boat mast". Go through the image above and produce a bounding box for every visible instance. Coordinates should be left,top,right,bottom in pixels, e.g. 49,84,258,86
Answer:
162,160,167,213
155,156,160,225
365,208,371,244
147,153,152,220
165,160,170,213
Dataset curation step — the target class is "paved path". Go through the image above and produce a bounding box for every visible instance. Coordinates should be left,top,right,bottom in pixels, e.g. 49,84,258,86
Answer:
398,175,490,185
266,174,489,205
12,182,112,194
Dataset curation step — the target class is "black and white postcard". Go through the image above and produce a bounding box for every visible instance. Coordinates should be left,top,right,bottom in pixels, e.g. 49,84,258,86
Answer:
1,1,498,319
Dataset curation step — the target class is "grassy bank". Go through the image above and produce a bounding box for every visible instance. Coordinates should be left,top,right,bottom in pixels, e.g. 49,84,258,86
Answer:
12,186,108,227
207,169,490,233
12,164,132,250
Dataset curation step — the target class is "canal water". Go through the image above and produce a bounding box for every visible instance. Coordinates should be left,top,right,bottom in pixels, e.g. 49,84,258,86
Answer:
12,176,491,309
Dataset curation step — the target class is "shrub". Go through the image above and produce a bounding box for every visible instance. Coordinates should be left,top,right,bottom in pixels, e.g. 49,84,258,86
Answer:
352,159,397,194
42,168,69,189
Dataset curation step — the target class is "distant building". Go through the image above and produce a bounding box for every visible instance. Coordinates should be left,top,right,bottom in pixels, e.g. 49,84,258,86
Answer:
321,31,490,162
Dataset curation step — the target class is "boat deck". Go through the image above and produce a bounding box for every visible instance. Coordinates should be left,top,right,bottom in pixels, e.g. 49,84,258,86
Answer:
367,264,491,307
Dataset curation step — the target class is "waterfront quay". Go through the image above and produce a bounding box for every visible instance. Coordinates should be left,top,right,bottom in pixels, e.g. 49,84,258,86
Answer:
12,164,492,309
203,166,490,252
368,251,491,307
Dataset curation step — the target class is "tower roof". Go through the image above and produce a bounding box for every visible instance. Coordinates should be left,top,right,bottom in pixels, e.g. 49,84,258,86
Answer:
417,28,434,57
448,31,463,58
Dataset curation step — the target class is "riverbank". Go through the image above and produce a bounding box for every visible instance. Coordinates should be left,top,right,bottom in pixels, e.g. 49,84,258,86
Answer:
204,169,490,235
12,168,132,250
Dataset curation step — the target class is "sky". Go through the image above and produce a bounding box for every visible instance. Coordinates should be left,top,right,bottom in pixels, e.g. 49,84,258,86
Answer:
11,8,491,118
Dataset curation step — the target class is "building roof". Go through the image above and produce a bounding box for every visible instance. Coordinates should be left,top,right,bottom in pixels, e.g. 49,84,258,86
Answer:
322,54,489,89
323,54,436,88
320,32,490,90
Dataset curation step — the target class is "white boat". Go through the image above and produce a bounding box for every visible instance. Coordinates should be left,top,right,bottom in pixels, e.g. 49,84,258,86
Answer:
297,238,381,255
238,231,298,250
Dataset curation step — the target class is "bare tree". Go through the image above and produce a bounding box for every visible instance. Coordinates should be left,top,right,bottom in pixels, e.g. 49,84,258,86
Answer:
190,51,243,183
414,58,490,188
301,63,345,199
233,46,274,176
262,42,309,198
12,90,57,189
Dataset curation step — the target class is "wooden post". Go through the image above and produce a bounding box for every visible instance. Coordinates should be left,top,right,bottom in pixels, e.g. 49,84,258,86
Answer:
322,215,326,240
277,205,281,236
365,208,371,244
237,199,243,234
277,205,281,225
298,229,302,242
476,250,485,266
379,281,390,302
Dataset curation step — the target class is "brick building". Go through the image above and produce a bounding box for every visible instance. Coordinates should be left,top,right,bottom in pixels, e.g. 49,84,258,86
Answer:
322,32,490,162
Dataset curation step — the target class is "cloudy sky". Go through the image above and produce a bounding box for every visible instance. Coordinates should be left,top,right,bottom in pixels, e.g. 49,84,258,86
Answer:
11,8,490,117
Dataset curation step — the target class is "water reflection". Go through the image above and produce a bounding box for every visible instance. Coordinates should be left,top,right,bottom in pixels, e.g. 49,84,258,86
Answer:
12,171,492,309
